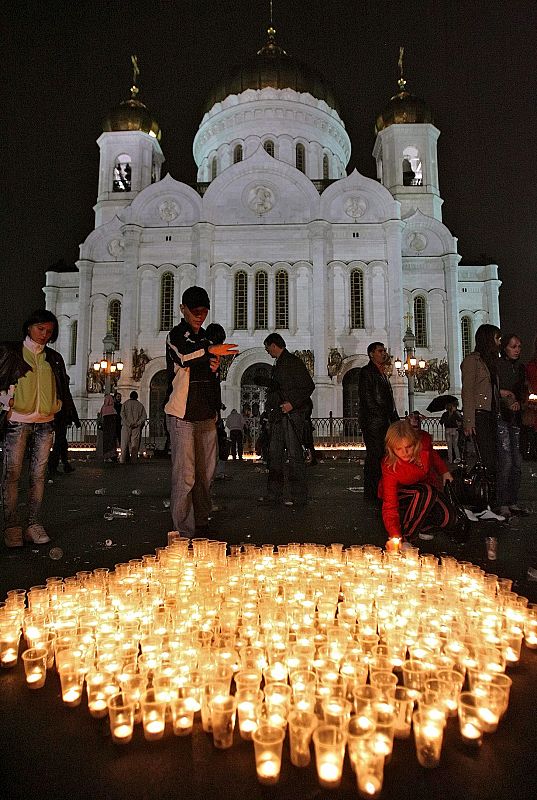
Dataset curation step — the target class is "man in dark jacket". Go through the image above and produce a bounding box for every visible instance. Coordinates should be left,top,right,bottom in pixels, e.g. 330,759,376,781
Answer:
263,333,315,507
358,342,399,503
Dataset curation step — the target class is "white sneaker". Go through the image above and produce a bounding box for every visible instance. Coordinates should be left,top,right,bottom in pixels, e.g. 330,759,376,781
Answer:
464,508,480,522
24,524,51,544
475,507,505,522
418,532,434,540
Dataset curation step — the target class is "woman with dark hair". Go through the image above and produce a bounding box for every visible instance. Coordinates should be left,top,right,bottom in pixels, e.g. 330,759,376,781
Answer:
496,334,528,517
523,335,537,460
98,394,118,462
0,309,75,547
461,323,502,515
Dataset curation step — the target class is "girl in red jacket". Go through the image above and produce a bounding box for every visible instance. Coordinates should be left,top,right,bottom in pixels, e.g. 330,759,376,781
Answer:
379,420,456,550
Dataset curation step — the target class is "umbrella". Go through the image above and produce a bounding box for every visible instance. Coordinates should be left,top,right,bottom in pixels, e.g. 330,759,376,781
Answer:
427,394,459,413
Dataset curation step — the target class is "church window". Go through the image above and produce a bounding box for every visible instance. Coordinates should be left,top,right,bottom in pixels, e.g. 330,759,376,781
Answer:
113,154,131,192
414,296,427,347
263,140,274,157
160,272,174,331
69,320,78,366
461,316,472,359
322,154,329,180
296,144,306,174
402,146,422,186
275,270,289,329
255,271,268,330
350,269,364,329
233,144,243,164
107,299,121,349
234,271,248,330
211,156,218,180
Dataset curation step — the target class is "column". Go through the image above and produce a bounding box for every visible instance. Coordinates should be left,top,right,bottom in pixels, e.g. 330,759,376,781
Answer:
308,221,333,416
442,254,462,394
382,219,405,414
117,224,141,393
73,260,94,416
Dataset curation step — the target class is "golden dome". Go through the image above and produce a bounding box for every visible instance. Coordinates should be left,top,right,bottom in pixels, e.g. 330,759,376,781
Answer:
204,27,340,114
102,57,161,140
375,77,433,135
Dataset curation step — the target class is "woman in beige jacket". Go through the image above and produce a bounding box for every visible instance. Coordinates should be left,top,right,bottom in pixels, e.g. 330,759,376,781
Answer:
461,324,501,510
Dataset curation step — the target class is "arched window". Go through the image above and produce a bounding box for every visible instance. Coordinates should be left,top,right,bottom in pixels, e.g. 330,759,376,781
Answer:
414,296,427,347
255,271,268,330
275,270,289,329
113,154,131,192
69,320,78,366
402,146,423,186
322,154,329,180
107,299,121,349
211,156,218,180
234,271,248,330
350,269,364,329
263,140,274,157
160,272,174,331
295,143,306,174
461,316,472,359
233,144,243,164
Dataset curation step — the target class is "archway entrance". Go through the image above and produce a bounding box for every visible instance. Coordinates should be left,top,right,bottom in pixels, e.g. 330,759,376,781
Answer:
343,368,361,435
149,370,168,437
240,363,271,452
240,363,271,418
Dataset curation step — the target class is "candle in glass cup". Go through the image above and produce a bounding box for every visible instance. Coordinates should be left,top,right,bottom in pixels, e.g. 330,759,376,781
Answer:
108,692,135,745
312,724,346,789
22,648,47,689
59,668,83,707
413,711,445,768
458,692,484,747
252,724,285,785
210,694,236,749
287,709,317,767
141,689,167,740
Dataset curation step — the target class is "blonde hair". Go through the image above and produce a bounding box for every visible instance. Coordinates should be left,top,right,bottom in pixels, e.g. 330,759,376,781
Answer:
384,420,422,469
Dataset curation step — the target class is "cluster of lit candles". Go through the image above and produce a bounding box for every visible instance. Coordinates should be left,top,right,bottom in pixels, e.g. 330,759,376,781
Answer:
1,535,536,796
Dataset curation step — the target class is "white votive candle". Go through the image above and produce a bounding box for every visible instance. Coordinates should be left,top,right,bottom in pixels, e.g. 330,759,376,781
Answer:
62,688,82,706
1,649,18,667
317,760,341,787
26,669,45,688
112,724,133,744
358,775,382,798
461,722,482,745
257,758,280,785
88,699,108,718
144,719,165,740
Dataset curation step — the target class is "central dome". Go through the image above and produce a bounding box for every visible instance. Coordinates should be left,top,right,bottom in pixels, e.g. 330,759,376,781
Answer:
204,27,340,113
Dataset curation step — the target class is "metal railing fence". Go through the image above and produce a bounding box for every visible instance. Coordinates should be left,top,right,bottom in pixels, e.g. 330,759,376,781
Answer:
68,414,446,452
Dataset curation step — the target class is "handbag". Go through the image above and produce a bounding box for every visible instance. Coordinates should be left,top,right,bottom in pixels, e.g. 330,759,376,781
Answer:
443,481,472,543
452,435,491,510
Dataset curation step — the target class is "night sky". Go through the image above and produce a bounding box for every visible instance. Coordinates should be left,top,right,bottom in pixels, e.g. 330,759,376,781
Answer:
4,0,536,355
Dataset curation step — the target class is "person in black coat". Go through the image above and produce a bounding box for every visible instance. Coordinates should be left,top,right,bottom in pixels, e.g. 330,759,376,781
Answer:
263,333,315,507
358,342,399,503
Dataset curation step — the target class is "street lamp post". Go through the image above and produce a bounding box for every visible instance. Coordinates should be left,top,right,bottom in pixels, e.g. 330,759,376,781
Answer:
93,333,124,395
394,327,427,413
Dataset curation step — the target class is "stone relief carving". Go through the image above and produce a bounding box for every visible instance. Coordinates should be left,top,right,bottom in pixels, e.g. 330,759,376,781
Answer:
344,196,367,219
293,349,315,377
414,358,450,393
108,238,125,258
132,348,150,381
219,354,236,381
158,199,180,222
247,186,274,215
327,348,344,378
407,232,427,252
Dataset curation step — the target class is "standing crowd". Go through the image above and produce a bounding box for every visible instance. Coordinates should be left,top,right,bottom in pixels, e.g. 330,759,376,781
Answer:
1,302,535,567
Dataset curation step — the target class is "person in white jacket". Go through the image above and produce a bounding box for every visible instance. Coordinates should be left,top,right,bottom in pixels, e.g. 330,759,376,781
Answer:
120,391,147,463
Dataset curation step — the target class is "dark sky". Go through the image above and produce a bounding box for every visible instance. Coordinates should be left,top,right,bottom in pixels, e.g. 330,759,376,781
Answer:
4,0,536,353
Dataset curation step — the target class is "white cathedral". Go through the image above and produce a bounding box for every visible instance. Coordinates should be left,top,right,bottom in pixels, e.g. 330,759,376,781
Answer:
44,31,500,424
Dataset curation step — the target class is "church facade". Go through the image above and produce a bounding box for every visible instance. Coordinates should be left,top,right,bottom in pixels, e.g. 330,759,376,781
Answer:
44,34,500,423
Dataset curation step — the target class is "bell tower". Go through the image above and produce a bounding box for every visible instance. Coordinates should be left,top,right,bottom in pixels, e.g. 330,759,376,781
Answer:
373,48,442,221
94,56,164,227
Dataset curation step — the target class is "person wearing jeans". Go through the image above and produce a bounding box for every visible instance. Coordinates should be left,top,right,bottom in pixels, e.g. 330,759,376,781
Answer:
1,309,76,547
164,287,237,536
496,334,527,517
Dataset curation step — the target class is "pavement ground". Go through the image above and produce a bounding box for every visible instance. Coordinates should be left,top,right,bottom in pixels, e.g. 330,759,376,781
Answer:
1,452,537,602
